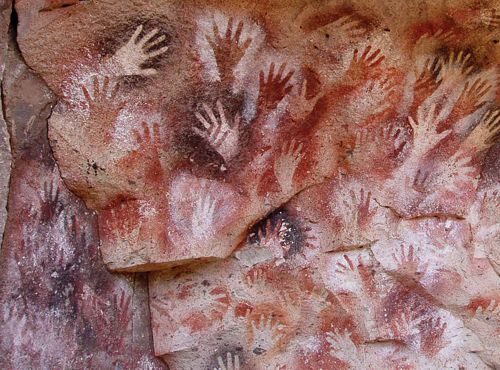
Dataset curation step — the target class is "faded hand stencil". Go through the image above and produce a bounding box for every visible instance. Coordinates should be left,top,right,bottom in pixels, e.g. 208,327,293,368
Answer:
2,0,499,369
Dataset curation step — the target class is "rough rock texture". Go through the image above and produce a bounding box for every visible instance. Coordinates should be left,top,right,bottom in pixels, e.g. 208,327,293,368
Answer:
0,0,12,247
1,0,499,369
15,0,349,271
0,5,164,369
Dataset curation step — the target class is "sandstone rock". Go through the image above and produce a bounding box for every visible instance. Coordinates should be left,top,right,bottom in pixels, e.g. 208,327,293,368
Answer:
1,0,499,368
0,19,164,368
15,0,354,270
150,182,498,368
0,0,12,249
148,1,500,368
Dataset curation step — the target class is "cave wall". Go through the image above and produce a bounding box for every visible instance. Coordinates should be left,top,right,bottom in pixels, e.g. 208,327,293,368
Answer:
0,0,499,369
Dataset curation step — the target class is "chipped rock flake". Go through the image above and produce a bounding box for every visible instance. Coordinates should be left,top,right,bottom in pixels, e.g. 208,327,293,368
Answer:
0,0,499,369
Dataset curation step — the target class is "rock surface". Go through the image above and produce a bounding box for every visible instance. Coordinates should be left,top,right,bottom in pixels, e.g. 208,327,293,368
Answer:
0,5,164,368
0,0,12,248
0,0,499,369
